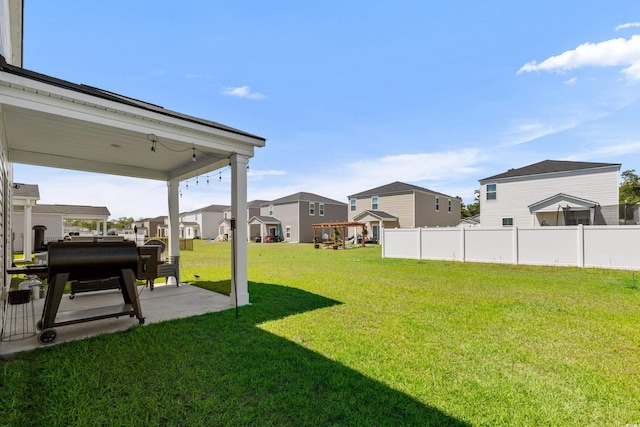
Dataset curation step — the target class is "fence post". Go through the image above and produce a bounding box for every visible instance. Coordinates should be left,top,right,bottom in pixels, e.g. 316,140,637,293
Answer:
577,224,584,267
513,226,519,265
417,228,422,260
460,227,466,262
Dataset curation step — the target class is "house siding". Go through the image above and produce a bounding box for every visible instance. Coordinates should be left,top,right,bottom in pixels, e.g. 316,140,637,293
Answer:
1,0,15,284
414,191,461,227
275,202,299,242
480,166,620,227
247,206,261,240
306,202,348,242
380,194,414,228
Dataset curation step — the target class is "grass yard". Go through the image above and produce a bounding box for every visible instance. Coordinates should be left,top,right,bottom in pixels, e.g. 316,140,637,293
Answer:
1,240,639,426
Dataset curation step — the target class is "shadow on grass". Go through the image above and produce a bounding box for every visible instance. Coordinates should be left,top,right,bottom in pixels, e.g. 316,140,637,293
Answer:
0,281,469,426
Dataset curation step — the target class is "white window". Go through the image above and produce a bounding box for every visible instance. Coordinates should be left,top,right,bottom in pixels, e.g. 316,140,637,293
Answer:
435,196,440,212
350,198,356,212
371,196,379,210
319,203,325,216
269,203,274,216
286,226,291,239
502,217,513,227
309,202,315,215
448,199,452,213
487,184,497,200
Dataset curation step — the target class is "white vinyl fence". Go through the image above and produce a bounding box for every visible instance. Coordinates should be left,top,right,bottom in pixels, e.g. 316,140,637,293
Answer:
382,225,640,270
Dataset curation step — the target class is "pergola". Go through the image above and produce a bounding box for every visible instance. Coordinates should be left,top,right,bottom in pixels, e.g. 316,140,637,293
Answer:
0,57,265,307
312,222,366,248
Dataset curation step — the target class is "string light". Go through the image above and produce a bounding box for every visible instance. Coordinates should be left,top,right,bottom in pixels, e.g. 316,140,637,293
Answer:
192,147,196,162
147,134,158,153
179,166,231,193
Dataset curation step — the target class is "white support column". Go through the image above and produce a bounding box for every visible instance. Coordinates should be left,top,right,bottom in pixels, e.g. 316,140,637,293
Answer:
102,219,107,236
167,179,181,285
23,204,32,261
230,153,249,306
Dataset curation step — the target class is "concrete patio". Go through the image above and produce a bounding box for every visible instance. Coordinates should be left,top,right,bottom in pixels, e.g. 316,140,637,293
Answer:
0,282,230,357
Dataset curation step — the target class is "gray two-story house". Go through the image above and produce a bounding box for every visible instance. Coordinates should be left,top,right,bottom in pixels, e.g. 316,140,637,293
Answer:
251,192,347,243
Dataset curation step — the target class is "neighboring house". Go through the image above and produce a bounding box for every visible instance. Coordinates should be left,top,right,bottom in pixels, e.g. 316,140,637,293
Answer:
219,200,268,240
13,203,110,255
458,213,480,228
11,183,40,260
478,160,621,227
180,203,229,239
253,192,347,243
133,216,167,238
347,182,462,240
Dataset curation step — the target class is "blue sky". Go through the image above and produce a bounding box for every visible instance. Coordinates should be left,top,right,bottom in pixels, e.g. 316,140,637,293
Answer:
14,1,640,219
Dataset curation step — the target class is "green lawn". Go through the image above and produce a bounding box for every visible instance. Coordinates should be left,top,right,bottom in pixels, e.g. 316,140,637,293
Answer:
1,241,639,426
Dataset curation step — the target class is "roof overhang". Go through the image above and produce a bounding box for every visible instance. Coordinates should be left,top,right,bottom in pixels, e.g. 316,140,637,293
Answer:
353,210,398,222
248,216,280,225
0,62,266,182
528,193,599,213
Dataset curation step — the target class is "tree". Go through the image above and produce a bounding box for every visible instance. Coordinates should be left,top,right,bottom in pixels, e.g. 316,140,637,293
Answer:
107,217,135,231
461,190,480,218
619,169,640,204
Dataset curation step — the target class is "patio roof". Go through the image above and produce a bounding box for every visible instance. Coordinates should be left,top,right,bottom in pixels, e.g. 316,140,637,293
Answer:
248,215,280,225
0,56,266,182
528,193,599,212
353,210,398,222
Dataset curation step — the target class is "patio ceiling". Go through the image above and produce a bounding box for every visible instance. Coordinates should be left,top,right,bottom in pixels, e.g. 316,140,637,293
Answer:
0,59,266,182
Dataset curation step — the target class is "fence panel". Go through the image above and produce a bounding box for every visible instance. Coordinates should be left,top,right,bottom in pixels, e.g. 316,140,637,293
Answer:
382,226,640,270
517,227,578,267
420,228,462,261
382,228,420,259
583,226,640,269
464,228,513,263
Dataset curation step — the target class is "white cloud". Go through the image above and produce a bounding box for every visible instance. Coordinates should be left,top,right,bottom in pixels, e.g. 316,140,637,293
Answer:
248,149,487,203
501,120,578,146
517,34,640,80
564,77,577,84
247,169,286,180
220,85,266,99
616,22,640,31
565,140,640,161
347,150,483,182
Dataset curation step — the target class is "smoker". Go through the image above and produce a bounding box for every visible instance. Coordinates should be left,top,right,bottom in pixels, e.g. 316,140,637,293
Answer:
29,241,161,344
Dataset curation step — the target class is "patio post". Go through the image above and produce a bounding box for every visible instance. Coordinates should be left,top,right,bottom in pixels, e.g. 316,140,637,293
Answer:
23,204,32,261
167,178,180,285
230,153,249,306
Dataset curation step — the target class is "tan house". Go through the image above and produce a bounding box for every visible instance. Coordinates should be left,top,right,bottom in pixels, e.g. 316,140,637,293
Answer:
348,182,462,240
133,216,167,238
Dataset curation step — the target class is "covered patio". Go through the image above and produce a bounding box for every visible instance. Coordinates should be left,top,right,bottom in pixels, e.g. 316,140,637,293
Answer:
0,57,265,313
528,193,601,226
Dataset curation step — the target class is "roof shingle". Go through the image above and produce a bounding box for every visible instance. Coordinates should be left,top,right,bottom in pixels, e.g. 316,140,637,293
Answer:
480,160,621,182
